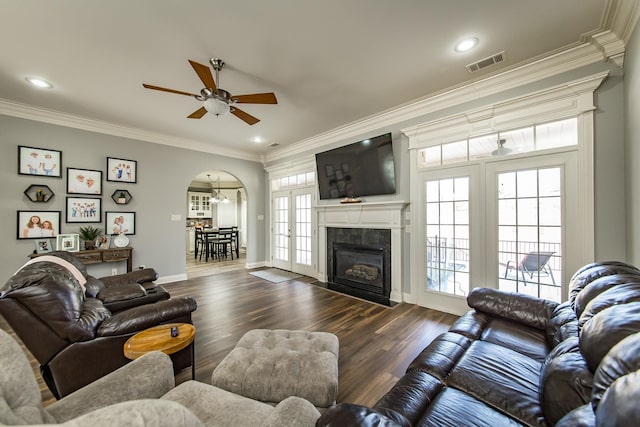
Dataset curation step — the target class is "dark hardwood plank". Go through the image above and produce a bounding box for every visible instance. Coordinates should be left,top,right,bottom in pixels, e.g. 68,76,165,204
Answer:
0,258,459,408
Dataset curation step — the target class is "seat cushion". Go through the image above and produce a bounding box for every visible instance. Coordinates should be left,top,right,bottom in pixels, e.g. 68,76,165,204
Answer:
211,329,339,407
480,317,549,363
447,340,545,426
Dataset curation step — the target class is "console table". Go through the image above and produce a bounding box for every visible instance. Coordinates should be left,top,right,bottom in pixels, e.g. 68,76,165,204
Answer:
29,247,133,272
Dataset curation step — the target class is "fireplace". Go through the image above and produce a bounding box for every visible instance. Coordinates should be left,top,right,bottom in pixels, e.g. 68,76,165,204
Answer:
327,227,391,305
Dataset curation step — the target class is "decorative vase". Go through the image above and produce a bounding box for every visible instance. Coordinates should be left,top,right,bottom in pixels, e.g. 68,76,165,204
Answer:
84,241,95,250
117,197,126,204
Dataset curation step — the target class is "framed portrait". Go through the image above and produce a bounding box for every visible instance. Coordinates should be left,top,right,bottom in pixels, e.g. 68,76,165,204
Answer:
105,211,136,235
95,235,111,249
56,234,80,252
66,197,101,223
18,146,62,178
17,210,61,240
107,157,137,183
34,238,54,254
67,168,102,195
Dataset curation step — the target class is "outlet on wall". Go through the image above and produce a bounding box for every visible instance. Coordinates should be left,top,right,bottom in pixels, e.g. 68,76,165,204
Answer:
111,268,118,276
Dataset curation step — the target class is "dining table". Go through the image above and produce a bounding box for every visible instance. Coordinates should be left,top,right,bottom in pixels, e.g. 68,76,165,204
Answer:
195,227,239,261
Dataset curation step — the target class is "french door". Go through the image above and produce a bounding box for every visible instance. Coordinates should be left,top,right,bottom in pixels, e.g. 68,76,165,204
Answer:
414,152,580,314
271,188,315,276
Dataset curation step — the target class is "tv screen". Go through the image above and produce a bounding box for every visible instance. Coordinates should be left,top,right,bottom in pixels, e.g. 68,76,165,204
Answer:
315,133,396,200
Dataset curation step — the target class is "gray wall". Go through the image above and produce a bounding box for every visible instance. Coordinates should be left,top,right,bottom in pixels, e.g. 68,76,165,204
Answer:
626,20,640,265
265,61,629,293
0,115,267,281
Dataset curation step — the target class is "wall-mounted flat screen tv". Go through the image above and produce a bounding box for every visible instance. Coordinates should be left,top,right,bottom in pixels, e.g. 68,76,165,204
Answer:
315,132,396,200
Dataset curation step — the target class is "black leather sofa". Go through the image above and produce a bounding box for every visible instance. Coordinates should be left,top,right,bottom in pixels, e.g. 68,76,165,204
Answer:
0,251,197,398
317,261,640,427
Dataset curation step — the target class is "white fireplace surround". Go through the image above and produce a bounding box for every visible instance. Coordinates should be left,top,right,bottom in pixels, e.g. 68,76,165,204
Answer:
316,201,409,303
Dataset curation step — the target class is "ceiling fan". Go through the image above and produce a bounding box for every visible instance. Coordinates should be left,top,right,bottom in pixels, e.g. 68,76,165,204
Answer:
142,58,277,125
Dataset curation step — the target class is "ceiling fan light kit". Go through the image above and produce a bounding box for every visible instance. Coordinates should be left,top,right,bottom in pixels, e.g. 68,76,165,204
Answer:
142,57,277,125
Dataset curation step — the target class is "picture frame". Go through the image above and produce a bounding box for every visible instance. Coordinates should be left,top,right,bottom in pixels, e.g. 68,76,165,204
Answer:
67,168,102,195
17,210,61,240
56,233,80,252
107,157,137,183
34,238,54,254
95,235,111,249
105,211,136,235
18,145,62,178
66,197,101,223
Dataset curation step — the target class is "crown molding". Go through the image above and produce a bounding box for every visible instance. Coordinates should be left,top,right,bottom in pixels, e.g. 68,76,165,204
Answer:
0,99,263,163
401,71,609,148
265,30,626,165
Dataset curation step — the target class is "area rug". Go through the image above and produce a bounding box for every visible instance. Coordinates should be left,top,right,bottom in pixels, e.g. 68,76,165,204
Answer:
249,268,302,283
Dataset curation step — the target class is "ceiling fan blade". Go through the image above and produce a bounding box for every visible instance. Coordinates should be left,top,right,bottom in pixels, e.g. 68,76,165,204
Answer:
187,107,208,119
142,83,199,97
231,107,260,125
232,92,278,104
188,60,216,90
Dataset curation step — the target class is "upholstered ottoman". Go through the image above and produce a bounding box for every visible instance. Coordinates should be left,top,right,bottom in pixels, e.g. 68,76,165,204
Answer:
211,329,339,408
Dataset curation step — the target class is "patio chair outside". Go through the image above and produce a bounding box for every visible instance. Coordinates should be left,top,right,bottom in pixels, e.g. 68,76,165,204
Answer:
504,251,556,285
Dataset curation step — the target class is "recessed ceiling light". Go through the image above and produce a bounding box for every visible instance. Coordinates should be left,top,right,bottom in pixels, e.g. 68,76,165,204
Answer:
25,77,53,88
454,37,479,53
253,136,263,144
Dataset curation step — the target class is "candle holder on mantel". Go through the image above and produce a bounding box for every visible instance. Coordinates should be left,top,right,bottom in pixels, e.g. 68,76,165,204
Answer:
340,197,362,204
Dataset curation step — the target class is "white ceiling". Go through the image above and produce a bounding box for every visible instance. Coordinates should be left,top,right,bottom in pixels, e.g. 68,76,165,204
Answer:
0,1,616,161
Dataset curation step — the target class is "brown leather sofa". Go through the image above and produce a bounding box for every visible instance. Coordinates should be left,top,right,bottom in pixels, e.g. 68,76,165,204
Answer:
0,251,197,399
317,261,640,427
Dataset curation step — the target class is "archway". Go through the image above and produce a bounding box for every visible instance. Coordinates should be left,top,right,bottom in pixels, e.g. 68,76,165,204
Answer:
185,170,247,277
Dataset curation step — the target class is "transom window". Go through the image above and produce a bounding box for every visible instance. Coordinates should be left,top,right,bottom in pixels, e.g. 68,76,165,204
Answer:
418,118,577,168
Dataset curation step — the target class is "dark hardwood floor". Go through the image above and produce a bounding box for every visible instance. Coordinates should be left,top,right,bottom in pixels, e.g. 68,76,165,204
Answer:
1,254,459,407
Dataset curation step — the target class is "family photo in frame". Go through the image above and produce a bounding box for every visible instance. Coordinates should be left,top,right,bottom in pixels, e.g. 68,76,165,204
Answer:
106,211,135,235
107,157,137,183
66,197,101,223
18,146,62,178
67,168,102,195
17,211,60,239
56,234,80,252
34,238,54,254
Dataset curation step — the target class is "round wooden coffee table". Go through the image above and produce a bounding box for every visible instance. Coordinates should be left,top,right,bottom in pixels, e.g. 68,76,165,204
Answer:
124,323,196,379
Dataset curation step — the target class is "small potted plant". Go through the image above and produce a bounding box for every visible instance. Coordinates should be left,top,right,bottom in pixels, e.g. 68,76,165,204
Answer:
35,189,47,202
79,226,102,250
117,191,127,204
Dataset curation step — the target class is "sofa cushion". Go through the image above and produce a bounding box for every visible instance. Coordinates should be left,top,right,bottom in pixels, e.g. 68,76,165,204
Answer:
162,380,319,427
407,332,471,381
418,388,524,427
98,283,146,303
479,317,549,362
373,370,443,425
539,337,592,425
447,340,545,426
568,262,640,309
574,274,640,319
591,332,640,411
578,282,640,328
0,329,55,425
546,301,578,348
580,302,640,371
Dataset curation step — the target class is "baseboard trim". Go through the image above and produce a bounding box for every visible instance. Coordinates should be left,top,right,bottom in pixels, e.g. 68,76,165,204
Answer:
245,261,268,269
157,274,187,284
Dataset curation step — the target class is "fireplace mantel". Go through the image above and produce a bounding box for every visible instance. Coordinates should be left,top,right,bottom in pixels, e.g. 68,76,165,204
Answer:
316,201,409,303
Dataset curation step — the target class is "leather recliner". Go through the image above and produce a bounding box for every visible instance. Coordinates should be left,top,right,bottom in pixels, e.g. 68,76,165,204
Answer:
317,261,640,426
0,251,198,399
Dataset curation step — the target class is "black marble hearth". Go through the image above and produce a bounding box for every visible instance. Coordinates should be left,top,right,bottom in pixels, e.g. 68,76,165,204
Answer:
326,227,391,305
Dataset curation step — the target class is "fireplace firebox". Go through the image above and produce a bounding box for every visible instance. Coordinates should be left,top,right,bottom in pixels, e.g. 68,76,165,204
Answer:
326,228,391,305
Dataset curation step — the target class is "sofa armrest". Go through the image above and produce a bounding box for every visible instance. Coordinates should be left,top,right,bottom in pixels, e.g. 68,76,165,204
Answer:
47,352,175,422
59,399,203,427
259,396,320,427
97,296,197,336
316,403,410,427
467,287,559,330
98,268,159,288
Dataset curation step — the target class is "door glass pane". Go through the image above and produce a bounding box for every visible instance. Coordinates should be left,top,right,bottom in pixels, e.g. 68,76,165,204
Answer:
425,177,470,297
274,196,289,262
295,194,312,266
498,167,562,302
